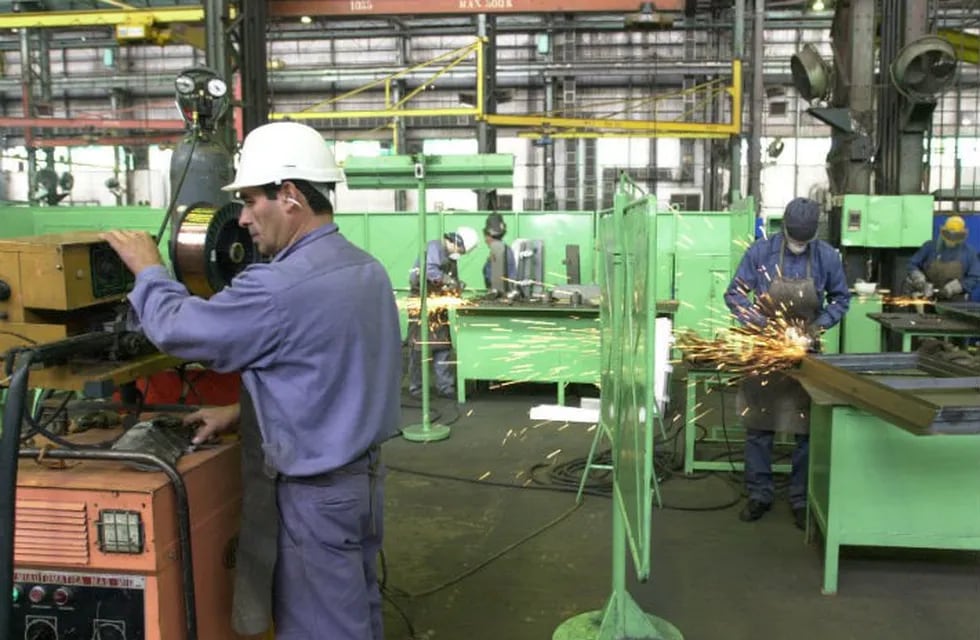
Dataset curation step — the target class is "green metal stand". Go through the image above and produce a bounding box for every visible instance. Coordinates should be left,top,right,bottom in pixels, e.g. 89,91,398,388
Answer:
553,496,682,640
343,152,515,444
401,156,451,444
576,420,665,508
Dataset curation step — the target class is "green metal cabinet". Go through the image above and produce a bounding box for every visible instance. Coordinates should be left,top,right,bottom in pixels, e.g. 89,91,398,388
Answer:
839,194,934,248
840,294,883,353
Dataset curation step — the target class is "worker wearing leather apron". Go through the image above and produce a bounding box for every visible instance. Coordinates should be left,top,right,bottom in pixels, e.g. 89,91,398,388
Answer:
904,215,980,301
724,197,851,530
102,121,402,640
482,212,517,298
407,226,478,399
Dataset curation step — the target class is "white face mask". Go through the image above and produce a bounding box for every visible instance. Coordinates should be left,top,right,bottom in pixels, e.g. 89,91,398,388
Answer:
786,239,808,255
448,252,461,261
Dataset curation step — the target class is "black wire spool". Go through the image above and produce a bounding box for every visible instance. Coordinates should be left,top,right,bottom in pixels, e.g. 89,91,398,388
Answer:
170,201,256,298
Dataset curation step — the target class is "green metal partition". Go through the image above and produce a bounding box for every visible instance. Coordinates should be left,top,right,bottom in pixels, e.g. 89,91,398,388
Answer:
554,176,682,640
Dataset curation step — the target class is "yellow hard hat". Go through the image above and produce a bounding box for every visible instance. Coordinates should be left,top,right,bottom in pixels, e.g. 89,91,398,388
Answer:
941,215,968,245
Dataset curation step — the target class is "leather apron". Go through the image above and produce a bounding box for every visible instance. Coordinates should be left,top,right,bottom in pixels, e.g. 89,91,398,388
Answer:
231,386,279,636
925,247,964,290
408,255,457,353
736,242,820,434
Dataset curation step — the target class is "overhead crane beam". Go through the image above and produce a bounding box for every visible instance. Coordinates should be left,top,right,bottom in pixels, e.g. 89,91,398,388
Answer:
272,37,740,140
268,0,683,17
486,59,741,139
0,6,204,29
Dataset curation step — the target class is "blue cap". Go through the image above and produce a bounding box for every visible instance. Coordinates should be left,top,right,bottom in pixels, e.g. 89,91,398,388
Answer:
783,197,820,243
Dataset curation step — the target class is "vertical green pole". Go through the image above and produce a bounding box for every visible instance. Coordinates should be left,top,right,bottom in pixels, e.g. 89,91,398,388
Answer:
403,155,451,443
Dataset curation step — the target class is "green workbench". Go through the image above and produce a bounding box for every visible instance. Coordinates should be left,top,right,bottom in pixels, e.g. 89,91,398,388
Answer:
451,300,677,404
450,302,600,404
869,312,980,351
807,398,980,595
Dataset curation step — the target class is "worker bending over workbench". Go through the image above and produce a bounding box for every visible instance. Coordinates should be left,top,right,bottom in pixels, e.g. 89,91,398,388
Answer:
905,215,980,301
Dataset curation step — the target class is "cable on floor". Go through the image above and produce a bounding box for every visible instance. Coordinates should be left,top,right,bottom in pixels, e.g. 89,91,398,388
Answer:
384,501,582,601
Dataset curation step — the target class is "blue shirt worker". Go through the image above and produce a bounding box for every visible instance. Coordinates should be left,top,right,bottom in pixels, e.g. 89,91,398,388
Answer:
905,215,980,300
407,226,478,400
724,197,850,530
102,121,402,640
482,212,517,298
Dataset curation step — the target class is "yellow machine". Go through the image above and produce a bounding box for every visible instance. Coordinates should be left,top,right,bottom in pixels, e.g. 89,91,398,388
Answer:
0,232,134,352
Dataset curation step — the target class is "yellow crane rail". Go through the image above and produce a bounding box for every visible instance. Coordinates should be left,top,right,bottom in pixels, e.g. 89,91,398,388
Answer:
0,6,204,29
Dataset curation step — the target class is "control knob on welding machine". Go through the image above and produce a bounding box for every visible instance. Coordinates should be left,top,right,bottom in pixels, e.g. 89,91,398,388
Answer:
24,618,56,640
93,621,126,640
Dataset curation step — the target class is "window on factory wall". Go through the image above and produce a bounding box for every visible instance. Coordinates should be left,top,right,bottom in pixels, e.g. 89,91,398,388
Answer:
419,139,480,211
332,140,390,213
929,137,980,193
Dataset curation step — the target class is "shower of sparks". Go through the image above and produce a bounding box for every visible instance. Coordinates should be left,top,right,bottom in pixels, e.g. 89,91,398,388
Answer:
675,314,809,379
399,295,472,314
882,295,935,308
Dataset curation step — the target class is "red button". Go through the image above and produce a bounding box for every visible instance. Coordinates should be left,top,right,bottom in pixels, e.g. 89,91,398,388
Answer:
53,588,71,606
27,586,45,604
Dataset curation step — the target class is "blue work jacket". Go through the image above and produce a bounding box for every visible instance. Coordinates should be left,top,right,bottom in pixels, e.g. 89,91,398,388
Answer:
907,239,980,292
724,233,851,330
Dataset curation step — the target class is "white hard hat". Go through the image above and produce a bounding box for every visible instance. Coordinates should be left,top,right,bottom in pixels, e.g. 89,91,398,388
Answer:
222,121,345,192
454,226,479,254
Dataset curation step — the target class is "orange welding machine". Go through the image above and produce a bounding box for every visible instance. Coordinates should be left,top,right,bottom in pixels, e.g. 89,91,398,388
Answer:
10,432,243,640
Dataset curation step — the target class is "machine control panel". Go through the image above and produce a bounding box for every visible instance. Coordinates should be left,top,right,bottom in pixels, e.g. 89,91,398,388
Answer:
11,570,145,639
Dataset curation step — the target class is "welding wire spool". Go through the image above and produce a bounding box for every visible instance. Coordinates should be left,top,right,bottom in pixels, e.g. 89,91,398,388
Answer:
170,201,256,298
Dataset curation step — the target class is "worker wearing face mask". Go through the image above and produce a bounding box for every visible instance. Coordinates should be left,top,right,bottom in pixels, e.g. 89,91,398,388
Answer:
724,197,851,530
904,215,980,301
407,226,479,400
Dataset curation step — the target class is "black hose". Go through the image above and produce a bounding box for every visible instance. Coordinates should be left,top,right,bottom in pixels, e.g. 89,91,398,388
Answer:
0,349,33,638
16,448,198,640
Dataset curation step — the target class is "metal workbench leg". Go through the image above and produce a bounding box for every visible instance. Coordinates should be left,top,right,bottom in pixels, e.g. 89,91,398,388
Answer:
902,334,912,352
684,375,696,475
576,425,605,504
557,382,566,406
822,535,840,596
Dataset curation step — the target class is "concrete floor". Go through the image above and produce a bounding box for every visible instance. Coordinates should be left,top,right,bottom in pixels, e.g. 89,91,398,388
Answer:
379,388,980,640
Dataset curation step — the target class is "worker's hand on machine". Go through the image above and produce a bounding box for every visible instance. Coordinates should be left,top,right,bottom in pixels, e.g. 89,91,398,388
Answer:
101,230,164,275
805,324,824,353
937,279,964,301
441,276,464,295
903,269,927,294
185,403,242,446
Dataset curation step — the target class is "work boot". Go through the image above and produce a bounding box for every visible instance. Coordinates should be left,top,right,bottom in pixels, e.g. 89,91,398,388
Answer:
738,499,771,522
792,507,807,531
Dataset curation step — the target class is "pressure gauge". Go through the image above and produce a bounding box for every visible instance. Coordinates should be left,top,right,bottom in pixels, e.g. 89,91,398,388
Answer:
207,78,228,98
175,74,195,95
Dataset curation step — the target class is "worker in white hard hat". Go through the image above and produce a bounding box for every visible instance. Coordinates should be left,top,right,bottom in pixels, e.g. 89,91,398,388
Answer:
102,120,401,640
407,225,479,400
905,215,980,300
